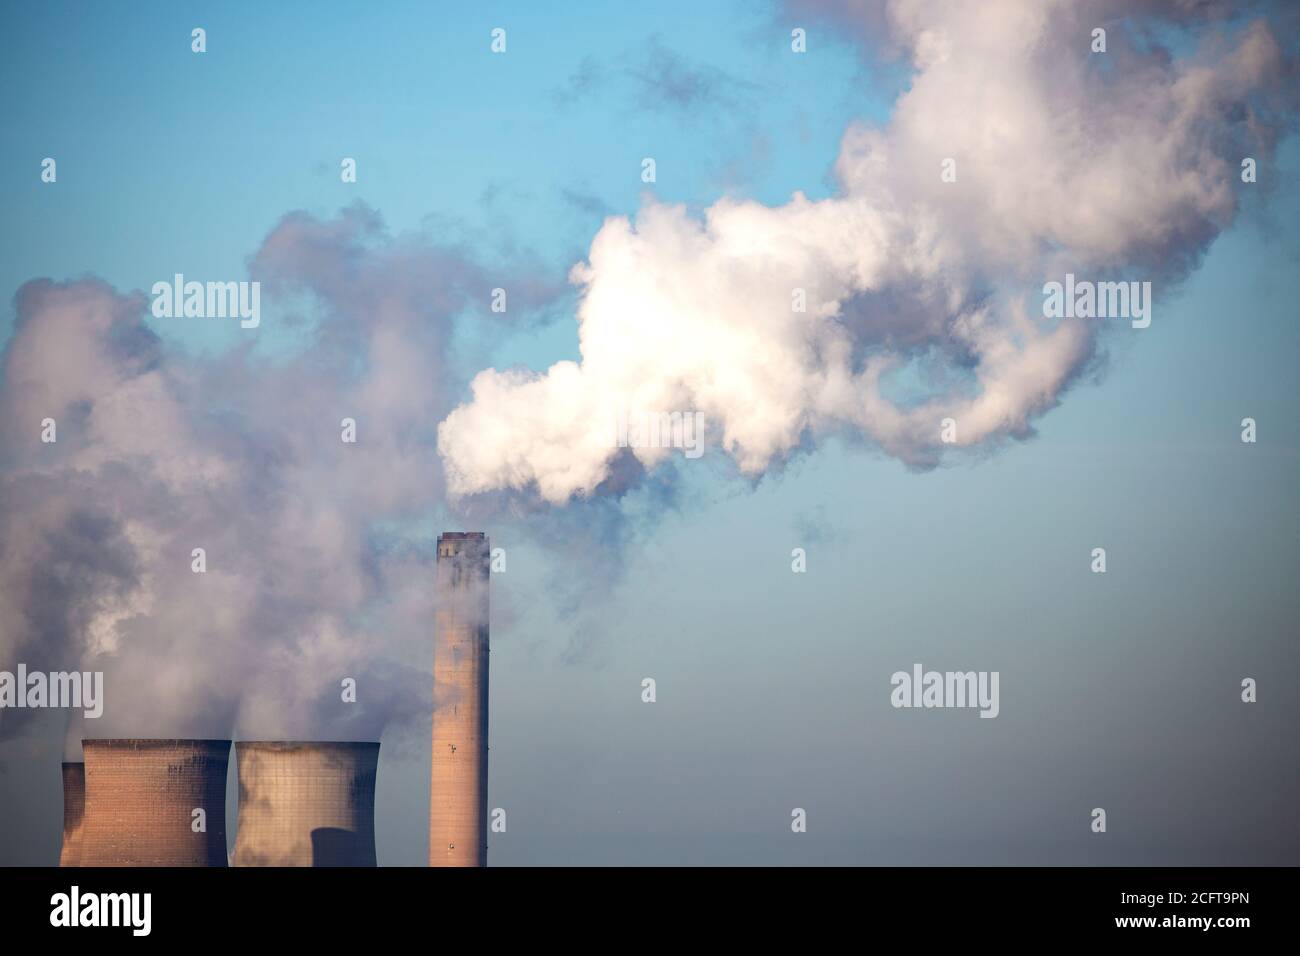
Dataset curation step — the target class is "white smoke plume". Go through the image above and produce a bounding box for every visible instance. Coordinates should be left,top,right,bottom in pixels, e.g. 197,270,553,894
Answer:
438,0,1297,503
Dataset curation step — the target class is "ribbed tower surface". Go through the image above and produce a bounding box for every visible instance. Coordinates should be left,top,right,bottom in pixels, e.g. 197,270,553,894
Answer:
58,762,84,867
80,739,230,867
233,741,380,867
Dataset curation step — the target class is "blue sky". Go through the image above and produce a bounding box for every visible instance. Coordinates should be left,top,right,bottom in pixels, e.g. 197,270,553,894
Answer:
1,1,1297,866
0,1,885,358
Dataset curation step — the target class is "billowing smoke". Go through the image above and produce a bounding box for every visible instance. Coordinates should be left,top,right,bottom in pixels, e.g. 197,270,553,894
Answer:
0,205,522,753
437,0,1298,503
2,1,1297,754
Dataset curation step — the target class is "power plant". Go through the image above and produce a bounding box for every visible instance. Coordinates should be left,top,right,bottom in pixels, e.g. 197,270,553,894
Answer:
58,762,84,867
430,531,491,867
80,739,231,867
51,531,492,868
232,741,379,866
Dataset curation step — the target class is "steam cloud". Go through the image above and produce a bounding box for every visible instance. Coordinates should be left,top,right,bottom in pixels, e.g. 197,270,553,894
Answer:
0,207,506,752
437,0,1298,503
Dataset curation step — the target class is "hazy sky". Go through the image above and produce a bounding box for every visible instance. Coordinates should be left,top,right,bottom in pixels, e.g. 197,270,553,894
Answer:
1,1,1298,865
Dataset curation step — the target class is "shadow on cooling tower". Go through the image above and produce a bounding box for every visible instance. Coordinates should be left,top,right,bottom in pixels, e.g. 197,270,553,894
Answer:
310,827,373,867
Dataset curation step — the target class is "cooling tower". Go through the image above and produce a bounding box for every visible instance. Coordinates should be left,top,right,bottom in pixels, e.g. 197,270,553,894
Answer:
430,531,490,866
58,762,84,867
232,741,380,866
80,739,230,867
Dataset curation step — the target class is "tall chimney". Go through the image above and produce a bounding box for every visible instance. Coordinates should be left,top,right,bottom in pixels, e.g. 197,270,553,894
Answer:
430,531,490,867
232,741,380,866
80,739,230,867
58,762,85,867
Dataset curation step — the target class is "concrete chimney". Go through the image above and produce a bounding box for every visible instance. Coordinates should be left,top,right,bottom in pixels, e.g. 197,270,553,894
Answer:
232,741,380,866
430,531,490,867
58,762,84,867
80,739,230,867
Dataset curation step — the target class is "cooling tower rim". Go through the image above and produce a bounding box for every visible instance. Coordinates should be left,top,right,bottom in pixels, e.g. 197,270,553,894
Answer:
82,738,232,749
236,740,379,750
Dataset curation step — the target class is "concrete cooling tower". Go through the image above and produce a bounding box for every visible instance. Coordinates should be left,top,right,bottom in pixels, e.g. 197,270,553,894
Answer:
58,762,84,867
80,739,230,867
232,741,380,866
430,531,490,867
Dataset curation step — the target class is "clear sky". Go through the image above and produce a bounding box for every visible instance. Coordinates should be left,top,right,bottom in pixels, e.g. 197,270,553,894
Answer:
1,1,1297,865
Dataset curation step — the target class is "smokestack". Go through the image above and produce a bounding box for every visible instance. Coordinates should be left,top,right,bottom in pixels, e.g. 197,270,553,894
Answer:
430,531,490,867
58,762,84,867
80,739,230,867
232,741,380,866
